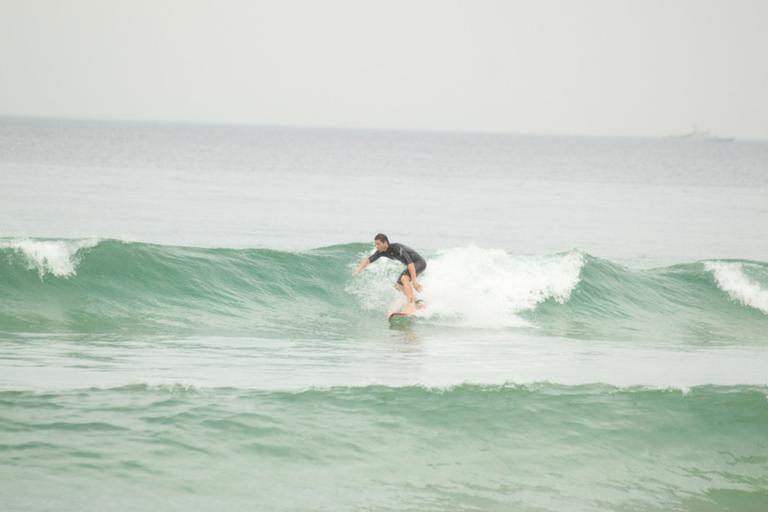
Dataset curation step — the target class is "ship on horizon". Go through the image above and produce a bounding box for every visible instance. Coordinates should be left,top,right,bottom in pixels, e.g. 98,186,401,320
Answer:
665,127,734,142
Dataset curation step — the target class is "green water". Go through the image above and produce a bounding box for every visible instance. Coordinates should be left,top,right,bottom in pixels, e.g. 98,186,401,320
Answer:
2,384,767,511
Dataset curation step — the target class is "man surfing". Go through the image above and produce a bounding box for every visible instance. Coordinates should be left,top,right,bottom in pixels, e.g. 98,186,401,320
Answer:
352,233,427,315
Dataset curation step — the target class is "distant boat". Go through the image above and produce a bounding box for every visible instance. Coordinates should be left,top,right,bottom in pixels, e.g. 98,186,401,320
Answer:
665,128,734,142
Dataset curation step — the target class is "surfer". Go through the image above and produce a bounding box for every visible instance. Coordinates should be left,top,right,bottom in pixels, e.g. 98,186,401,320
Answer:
352,233,427,314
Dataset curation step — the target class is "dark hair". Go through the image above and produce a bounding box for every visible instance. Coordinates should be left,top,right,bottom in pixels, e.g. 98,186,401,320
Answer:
374,233,389,244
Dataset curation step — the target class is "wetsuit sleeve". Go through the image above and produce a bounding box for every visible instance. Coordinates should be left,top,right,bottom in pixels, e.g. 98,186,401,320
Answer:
368,252,381,263
399,247,413,265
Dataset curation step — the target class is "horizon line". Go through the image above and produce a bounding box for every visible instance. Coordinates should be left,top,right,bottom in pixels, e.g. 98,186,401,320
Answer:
2,113,759,142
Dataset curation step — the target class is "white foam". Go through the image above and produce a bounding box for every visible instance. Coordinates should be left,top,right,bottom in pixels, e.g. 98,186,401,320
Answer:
347,250,407,313
0,238,99,278
348,245,584,328
705,261,768,315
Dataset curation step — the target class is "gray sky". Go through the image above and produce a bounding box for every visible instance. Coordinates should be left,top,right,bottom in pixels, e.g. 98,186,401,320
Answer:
1,0,766,138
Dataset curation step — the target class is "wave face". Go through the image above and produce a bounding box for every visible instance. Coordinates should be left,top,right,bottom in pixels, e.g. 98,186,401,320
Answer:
1,383,767,512
1,238,767,342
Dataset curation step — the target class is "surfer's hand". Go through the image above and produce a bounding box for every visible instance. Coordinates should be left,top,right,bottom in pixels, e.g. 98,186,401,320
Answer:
413,281,422,292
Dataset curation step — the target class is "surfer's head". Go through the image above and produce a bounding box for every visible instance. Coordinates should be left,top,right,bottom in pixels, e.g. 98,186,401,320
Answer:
374,233,389,252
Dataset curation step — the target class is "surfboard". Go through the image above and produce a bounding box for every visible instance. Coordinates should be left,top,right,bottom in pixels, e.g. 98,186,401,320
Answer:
387,301,426,323
388,311,414,322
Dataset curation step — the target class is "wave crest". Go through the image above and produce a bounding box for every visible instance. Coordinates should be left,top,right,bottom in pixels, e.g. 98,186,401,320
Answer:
705,261,768,314
0,238,99,278
419,246,584,327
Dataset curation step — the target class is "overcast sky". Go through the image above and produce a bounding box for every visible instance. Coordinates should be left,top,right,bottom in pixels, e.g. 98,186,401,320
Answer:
1,0,766,138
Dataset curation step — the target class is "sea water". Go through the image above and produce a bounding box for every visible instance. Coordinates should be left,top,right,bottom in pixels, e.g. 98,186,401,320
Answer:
1,117,767,511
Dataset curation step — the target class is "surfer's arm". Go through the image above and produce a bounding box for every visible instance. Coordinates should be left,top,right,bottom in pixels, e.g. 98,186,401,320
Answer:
352,258,370,276
355,251,381,273
407,262,417,282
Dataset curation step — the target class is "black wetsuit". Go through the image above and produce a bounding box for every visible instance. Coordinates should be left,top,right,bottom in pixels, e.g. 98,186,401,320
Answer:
368,243,427,285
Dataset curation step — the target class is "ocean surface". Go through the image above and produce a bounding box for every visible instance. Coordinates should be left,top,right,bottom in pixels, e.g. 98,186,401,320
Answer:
1,117,767,511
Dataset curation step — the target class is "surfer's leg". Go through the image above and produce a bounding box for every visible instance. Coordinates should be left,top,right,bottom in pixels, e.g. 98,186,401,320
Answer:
398,274,416,313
